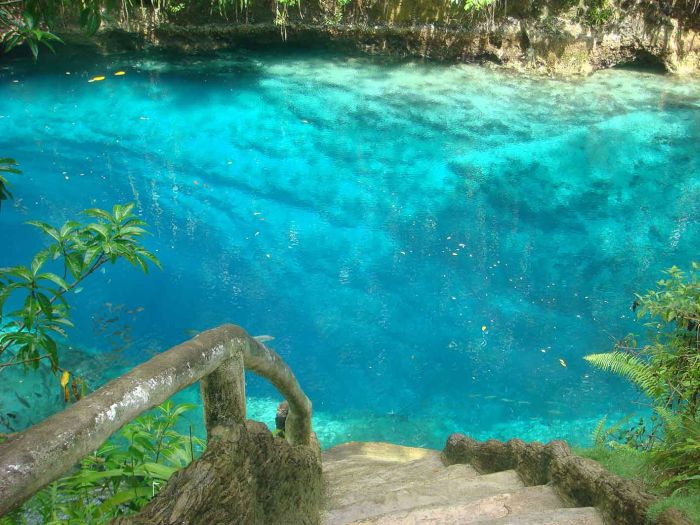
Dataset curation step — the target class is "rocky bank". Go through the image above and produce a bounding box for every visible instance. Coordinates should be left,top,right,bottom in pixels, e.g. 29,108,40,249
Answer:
52,0,700,76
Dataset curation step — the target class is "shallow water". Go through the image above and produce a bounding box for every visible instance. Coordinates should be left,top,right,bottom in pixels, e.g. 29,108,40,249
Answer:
0,49,698,448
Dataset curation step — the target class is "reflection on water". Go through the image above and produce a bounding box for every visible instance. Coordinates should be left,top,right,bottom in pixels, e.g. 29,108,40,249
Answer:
0,49,698,448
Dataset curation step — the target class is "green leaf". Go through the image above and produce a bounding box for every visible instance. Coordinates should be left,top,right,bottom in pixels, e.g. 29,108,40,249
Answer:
82,208,113,222
83,245,102,267
31,251,48,275
26,221,61,242
65,252,84,279
87,222,111,239
38,272,69,291
5,266,33,282
99,486,153,512
36,292,53,317
136,462,178,480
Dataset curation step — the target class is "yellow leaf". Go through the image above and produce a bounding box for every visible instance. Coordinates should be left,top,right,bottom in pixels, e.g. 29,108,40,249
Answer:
60,371,70,388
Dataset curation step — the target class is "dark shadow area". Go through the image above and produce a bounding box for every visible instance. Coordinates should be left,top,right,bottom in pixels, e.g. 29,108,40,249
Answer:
613,49,668,74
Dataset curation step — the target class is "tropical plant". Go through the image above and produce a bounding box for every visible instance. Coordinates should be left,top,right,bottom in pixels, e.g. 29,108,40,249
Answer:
0,401,205,525
0,10,62,59
461,0,496,10
585,263,700,489
0,201,160,400
0,158,19,209
583,0,614,25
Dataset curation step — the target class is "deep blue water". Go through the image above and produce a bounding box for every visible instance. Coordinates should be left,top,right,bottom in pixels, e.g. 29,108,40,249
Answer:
1,49,699,448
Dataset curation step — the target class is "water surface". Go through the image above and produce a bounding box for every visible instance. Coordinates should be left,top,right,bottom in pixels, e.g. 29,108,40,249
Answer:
1,49,699,448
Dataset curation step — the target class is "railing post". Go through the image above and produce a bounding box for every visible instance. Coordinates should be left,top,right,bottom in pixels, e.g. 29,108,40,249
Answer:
201,340,246,435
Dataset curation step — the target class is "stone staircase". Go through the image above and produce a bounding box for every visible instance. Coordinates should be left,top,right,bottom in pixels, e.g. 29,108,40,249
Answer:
321,442,605,525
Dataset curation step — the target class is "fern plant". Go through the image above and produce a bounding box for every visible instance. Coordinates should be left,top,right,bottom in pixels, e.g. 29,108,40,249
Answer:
585,263,700,489
584,351,657,397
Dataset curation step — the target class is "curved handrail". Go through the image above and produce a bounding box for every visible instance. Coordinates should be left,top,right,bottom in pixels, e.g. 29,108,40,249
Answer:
0,324,312,516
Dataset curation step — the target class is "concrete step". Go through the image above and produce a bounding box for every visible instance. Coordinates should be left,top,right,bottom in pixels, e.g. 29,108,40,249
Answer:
345,485,572,524
325,460,480,508
321,441,606,525
472,507,605,525
323,469,525,524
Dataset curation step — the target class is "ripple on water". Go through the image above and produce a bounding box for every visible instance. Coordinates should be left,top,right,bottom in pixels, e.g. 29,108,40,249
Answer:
0,50,698,447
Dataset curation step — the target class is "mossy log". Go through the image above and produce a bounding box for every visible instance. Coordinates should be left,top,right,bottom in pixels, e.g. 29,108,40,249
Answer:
114,421,323,525
443,434,693,525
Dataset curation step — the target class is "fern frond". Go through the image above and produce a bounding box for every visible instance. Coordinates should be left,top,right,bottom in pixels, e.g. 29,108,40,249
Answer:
584,352,659,398
654,406,683,439
592,415,608,447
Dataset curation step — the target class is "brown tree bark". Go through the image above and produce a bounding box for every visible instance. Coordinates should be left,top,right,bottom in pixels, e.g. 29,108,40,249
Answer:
114,421,323,525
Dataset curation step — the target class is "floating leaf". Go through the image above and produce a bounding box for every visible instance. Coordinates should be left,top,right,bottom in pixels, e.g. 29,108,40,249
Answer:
60,370,70,388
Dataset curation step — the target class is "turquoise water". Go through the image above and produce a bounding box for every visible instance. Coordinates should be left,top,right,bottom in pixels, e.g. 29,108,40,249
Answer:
0,49,699,449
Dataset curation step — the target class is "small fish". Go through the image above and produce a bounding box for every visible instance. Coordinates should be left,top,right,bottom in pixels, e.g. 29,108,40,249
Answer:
88,76,106,83
184,329,200,338
559,359,567,368
254,335,275,343
114,71,126,76
14,393,30,408
481,325,487,332
74,287,83,294
6,413,17,419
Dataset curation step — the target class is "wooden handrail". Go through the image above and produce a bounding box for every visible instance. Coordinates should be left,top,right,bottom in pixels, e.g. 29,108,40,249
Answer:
0,324,312,516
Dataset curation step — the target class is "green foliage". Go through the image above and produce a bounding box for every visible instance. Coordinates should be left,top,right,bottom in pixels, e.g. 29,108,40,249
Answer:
0,158,20,209
648,492,700,524
1,0,358,55
0,203,160,399
585,263,700,491
461,0,497,11
576,440,648,481
584,351,660,399
0,401,205,525
651,408,700,489
577,440,700,524
582,0,614,25
0,10,62,59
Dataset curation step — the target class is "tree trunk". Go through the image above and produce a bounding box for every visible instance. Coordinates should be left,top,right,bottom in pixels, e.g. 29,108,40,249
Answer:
114,421,323,525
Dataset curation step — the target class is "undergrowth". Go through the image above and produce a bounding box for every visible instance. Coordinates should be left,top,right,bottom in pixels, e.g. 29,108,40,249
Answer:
0,401,204,525
576,444,700,524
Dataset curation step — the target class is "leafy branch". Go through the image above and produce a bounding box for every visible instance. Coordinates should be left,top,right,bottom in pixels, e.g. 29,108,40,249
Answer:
0,401,204,524
0,10,62,59
0,157,20,210
0,203,161,401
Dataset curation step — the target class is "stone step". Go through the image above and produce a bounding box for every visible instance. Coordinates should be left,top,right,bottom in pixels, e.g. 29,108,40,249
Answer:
323,442,466,506
344,485,575,524
472,507,605,525
325,460,480,506
323,442,444,468
322,469,525,524
321,441,606,525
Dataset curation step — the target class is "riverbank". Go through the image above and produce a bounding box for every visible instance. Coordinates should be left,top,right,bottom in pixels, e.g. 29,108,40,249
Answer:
32,0,697,76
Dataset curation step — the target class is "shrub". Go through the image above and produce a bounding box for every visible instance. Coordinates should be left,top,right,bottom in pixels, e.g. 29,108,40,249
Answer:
585,263,700,490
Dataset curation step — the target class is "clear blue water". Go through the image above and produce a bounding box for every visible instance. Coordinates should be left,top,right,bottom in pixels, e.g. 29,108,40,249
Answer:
1,49,699,449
